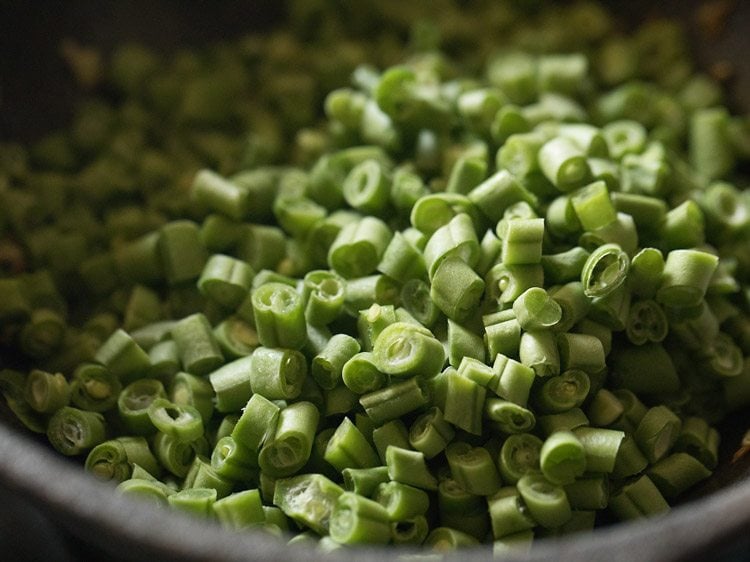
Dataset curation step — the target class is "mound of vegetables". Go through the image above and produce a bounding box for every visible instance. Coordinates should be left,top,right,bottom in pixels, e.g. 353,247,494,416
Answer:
2,0,750,554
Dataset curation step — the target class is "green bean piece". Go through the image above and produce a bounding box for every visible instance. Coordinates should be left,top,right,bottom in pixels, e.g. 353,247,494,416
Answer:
447,320,486,368
430,257,485,323
342,466,390,498
425,526,480,551
251,282,307,350
19,308,66,359
356,303,397,352
206,355,253,412
536,134,588,189
258,401,319,478
312,334,360,390
70,363,121,413
359,377,429,425
541,248,591,286
446,441,502,496
113,232,163,285
47,406,106,456
274,474,345,535
324,385,359,418
94,329,152,384
302,270,346,327
377,232,428,284
129,320,175,351
147,398,203,443
517,473,572,529
674,416,720,469
400,278,441,328
235,224,287,272
0,369,46,433
329,491,392,545
211,436,258,483
117,378,167,435
581,243,630,299
343,274,400,317
546,195,582,239
485,264,543,311
168,371,213,424
212,317,257,360
610,389,648,433
625,299,667,344
24,369,70,414
570,181,617,232
197,254,254,310
167,488,217,517
520,330,560,378
457,357,495,388
557,332,606,374
443,370,486,435
391,516,430,546
646,452,712,500
656,249,719,308
573,427,625,473
306,210,361,268
372,322,445,379
602,119,647,159
386,446,438,491
372,420,411,464
158,220,208,286
328,216,392,279
437,476,489,535
537,408,590,437
409,406,455,459
375,480,430,521
325,417,380,472
492,354,536,407
534,370,590,414
116,478,172,506
608,475,670,520
540,431,587,485
485,399,536,435
488,493,536,540
501,218,545,266
498,433,543,484
423,213,479,279
467,169,536,225
485,314,522,361
565,476,610,511
212,489,265,529
391,169,429,216
251,347,307,400
146,340,180,380
611,193,667,238
690,107,734,182
513,287,562,331
586,388,624,427
634,405,682,464
214,414,239,445
86,436,158,483
169,313,223,376
229,394,279,455
154,432,207,478
342,352,388,395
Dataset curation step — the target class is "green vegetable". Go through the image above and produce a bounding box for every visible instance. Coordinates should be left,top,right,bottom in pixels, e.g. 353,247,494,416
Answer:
3,0,750,552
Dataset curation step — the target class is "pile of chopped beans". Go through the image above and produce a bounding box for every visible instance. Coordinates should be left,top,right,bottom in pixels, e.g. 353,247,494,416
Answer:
2,0,750,554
